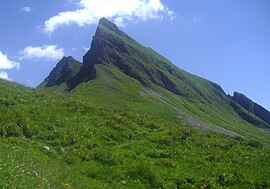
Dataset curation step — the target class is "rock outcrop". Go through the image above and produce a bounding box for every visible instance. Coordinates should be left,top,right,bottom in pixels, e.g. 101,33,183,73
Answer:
41,56,82,87
232,92,270,125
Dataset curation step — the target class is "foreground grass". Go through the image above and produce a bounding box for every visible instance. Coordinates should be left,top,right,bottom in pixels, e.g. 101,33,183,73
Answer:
0,80,270,188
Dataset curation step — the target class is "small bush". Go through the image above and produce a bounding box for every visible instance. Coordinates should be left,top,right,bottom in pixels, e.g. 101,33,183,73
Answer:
93,149,121,165
127,164,162,188
0,123,21,137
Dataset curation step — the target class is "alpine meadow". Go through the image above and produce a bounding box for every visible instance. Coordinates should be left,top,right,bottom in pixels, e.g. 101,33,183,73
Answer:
0,10,270,189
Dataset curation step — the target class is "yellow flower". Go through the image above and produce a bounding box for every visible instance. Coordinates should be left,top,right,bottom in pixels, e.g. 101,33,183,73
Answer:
64,183,69,188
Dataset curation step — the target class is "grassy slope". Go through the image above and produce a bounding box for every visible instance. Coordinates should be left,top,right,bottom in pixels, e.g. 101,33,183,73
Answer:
40,20,270,143
12,19,269,188
1,79,270,188
38,19,270,145
68,61,270,144
45,65,267,142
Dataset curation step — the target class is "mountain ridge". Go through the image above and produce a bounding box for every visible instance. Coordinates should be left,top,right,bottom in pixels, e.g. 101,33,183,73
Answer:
39,17,270,139
51,18,227,100
231,92,270,125
39,56,82,88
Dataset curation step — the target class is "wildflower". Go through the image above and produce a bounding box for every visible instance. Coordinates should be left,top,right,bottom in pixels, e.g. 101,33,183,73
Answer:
64,183,69,188
43,146,50,151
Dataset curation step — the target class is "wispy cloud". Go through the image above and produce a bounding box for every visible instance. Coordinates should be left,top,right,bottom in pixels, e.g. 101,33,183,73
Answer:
19,45,64,60
0,51,20,80
21,6,32,13
193,16,201,23
43,0,175,33
0,71,10,80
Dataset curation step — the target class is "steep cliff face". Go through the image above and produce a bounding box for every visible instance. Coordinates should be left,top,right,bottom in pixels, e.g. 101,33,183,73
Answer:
232,92,270,125
232,92,255,113
83,18,175,89
78,18,227,102
39,56,82,87
254,103,270,124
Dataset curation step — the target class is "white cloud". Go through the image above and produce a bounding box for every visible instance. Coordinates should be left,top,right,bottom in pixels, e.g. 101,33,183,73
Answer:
0,71,10,80
21,6,32,12
0,51,20,70
19,45,64,60
168,9,176,21
43,0,175,33
0,51,20,81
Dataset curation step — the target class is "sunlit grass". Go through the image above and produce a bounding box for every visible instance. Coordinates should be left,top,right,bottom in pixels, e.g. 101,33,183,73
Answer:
0,79,270,188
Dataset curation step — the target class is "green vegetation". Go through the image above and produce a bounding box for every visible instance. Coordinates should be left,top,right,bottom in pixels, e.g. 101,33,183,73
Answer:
39,18,270,143
1,79,270,188
1,18,270,188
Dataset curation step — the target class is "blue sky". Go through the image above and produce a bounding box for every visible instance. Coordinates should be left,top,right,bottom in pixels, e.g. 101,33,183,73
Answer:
0,0,269,110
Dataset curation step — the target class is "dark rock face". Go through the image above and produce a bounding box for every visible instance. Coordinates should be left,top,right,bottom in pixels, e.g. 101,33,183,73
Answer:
44,56,82,87
232,92,270,125
211,82,226,95
159,70,182,95
230,101,269,128
82,18,183,95
232,92,255,113
40,17,230,105
254,103,270,125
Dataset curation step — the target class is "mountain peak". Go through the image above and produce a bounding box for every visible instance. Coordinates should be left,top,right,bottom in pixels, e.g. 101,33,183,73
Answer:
39,56,82,88
98,18,119,32
232,91,270,125
94,17,133,42
61,56,77,64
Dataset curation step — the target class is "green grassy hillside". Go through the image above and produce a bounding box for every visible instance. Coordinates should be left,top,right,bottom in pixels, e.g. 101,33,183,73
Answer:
39,18,270,143
1,79,270,188
70,63,270,143
2,18,270,188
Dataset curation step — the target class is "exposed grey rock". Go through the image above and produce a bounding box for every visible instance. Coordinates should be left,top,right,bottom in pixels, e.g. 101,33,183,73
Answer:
42,56,82,87
232,92,270,125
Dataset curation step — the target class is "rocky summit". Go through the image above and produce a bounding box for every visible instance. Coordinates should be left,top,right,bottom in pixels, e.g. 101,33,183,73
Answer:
232,92,270,125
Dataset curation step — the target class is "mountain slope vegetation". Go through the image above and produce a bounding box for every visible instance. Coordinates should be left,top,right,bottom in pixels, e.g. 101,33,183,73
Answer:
40,18,270,143
1,79,270,188
1,18,270,188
